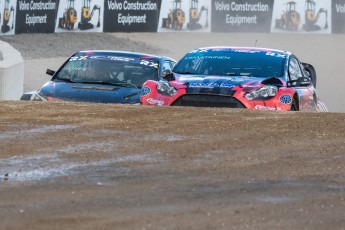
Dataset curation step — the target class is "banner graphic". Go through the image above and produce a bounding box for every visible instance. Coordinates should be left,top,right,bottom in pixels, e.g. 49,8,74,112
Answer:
55,0,103,32
211,0,274,32
1,0,17,35
15,0,58,34
332,0,345,33
0,0,344,35
271,0,331,34
158,0,210,32
103,0,160,32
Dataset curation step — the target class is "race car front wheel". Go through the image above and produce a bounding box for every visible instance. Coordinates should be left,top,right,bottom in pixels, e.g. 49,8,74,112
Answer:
290,99,298,111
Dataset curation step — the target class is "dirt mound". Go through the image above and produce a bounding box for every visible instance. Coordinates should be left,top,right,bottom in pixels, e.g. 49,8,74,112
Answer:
1,101,345,229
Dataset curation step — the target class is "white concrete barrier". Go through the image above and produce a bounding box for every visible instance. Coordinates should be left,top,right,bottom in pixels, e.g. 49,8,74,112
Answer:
0,41,24,100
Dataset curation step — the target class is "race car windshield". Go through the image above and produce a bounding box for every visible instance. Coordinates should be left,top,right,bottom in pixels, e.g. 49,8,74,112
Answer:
54,53,159,88
173,50,286,78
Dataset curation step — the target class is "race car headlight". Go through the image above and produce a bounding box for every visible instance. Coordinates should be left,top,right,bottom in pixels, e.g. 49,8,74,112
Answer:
157,80,177,96
244,85,278,100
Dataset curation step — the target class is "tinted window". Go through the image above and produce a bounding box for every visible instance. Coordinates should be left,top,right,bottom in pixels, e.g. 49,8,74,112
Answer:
289,57,303,81
173,49,286,78
54,52,159,87
162,60,176,71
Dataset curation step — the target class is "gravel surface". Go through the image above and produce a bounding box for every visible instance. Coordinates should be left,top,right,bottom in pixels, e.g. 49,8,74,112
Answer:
1,32,345,230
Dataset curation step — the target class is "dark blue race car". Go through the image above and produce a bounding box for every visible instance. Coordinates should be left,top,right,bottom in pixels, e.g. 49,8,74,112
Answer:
21,50,177,104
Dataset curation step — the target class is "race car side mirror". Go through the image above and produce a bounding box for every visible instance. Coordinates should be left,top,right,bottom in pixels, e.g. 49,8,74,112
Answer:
295,76,312,87
162,70,175,81
46,69,55,76
161,69,171,78
301,62,317,88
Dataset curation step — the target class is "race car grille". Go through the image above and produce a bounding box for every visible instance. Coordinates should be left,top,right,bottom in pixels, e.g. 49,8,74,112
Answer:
172,95,246,108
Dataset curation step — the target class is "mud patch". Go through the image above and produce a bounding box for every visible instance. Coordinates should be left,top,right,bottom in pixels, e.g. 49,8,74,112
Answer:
256,195,295,204
0,152,159,182
0,124,79,140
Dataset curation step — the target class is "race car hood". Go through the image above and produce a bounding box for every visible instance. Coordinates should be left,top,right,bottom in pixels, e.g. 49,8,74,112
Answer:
38,81,141,104
171,74,275,95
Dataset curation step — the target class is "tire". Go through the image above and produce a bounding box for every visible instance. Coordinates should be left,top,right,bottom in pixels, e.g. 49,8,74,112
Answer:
290,98,298,111
163,18,170,28
173,20,178,30
280,18,285,29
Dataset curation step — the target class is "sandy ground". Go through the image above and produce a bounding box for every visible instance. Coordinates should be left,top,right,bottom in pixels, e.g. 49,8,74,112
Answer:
1,32,345,230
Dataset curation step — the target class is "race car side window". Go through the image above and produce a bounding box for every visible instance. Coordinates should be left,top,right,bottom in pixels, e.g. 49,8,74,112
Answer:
161,60,177,78
163,61,174,71
288,57,303,82
171,60,177,69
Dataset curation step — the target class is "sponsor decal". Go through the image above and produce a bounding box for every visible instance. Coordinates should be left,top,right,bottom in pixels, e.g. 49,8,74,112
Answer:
240,84,259,88
140,60,159,68
147,98,164,106
189,83,218,88
220,83,234,88
70,55,158,66
255,105,281,110
185,55,231,60
188,83,234,88
90,56,135,62
70,56,88,61
179,76,250,82
279,95,292,104
141,87,151,96
265,52,286,58
65,66,87,71
233,49,259,53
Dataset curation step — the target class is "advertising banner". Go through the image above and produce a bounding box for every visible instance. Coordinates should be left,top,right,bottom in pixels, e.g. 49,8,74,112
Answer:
103,0,160,32
0,0,17,35
158,0,210,32
271,0,331,34
55,0,103,33
15,0,58,34
332,0,345,33
211,0,274,33
1,0,344,35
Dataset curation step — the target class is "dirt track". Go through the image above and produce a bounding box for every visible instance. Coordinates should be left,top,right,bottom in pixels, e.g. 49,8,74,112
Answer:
1,33,345,229
1,101,345,230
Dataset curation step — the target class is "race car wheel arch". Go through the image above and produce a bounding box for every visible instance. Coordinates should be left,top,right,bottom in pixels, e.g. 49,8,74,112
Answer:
290,94,299,111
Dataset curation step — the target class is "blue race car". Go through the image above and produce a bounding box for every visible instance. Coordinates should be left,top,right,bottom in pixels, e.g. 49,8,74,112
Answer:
21,50,176,104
